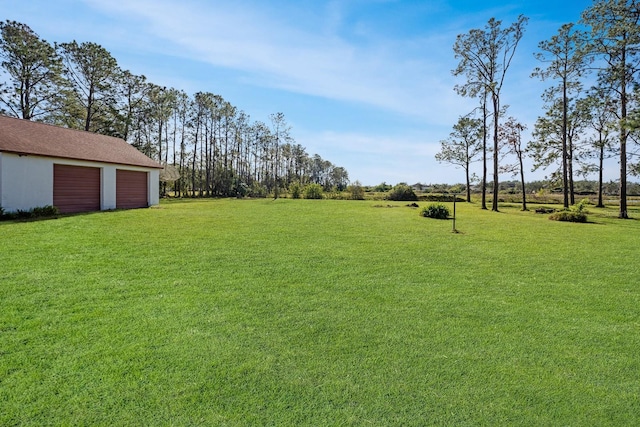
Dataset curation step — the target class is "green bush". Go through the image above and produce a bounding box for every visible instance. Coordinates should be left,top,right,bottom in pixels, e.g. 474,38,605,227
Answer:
304,183,324,199
31,205,59,217
420,203,450,219
549,198,589,223
573,198,590,213
1,205,59,221
289,182,302,199
17,209,40,219
374,182,392,192
549,211,587,223
387,184,418,201
233,180,249,198
348,181,365,200
326,189,349,200
247,182,268,198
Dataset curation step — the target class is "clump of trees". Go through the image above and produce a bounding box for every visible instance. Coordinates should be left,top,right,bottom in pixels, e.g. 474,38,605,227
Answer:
452,15,528,211
0,20,350,198
440,0,640,219
386,184,418,201
347,181,365,200
303,183,324,199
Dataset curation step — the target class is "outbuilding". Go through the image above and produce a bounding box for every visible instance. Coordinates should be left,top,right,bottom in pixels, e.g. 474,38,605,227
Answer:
0,115,162,214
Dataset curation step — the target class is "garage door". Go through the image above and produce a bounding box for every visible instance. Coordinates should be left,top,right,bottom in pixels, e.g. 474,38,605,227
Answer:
116,170,148,209
53,164,101,213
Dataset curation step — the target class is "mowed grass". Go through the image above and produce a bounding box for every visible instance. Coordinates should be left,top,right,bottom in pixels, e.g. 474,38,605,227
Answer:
1,198,639,425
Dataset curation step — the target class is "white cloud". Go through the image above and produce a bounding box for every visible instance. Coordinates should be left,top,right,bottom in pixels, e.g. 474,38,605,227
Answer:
83,0,464,123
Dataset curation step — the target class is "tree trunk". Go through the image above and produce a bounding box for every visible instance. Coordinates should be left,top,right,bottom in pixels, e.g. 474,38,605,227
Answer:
619,44,628,219
85,85,94,132
568,139,575,206
192,124,198,197
199,125,204,198
519,155,527,211
157,120,163,163
619,128,628,218
22,79,32,120
562,79,569,209
465,165,471,203
491,94,499,212
597,137,605,208
481,95,488,210
204,121,210,197
620,134,627,218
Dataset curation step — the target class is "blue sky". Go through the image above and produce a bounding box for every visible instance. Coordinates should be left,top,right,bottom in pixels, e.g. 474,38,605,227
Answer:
4,0,595,185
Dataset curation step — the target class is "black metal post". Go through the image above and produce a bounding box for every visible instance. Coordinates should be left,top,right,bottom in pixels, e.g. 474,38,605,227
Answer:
452,193,457,232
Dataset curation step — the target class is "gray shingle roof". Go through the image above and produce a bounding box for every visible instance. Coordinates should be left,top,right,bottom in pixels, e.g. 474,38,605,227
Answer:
0,115,162,169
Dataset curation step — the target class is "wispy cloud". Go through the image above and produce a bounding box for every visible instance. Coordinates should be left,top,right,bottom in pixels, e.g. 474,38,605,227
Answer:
83,0,465,124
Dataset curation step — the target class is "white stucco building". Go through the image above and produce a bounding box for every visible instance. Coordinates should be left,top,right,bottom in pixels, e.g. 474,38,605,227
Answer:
0,115,162,213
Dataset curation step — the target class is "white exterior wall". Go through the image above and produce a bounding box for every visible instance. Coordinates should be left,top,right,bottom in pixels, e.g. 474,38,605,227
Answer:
0,153,53,212
0,152,159,213
148,169,160,206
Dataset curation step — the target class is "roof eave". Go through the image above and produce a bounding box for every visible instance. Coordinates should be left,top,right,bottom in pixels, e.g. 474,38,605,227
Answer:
0,148,164,169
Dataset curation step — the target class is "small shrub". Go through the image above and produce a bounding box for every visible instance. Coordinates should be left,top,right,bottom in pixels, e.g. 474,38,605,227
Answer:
573,198,590,213
234,180,249,198
420,203,450,219
304,183,324,199
1,212,16,220
31,205,59,217
549,198,589,223
247,182,268,198
549,211,587,223
289,181,302,199
326,189,348,200
387,184,418,201
16,209,35,219
348,181,365,200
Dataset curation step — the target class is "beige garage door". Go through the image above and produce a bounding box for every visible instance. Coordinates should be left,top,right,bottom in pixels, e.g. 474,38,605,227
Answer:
53,164,101,213
116,170,148,209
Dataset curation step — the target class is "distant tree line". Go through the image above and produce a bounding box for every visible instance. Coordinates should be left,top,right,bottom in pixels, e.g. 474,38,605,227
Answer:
0,20,349,197
411,180,640,196
439,0,640,217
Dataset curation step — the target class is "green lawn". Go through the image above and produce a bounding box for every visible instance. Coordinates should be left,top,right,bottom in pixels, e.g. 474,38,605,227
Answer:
1,199,639,425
